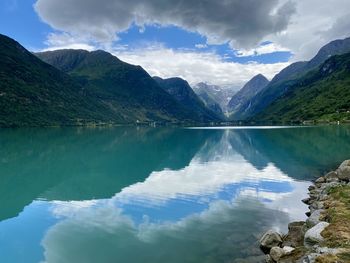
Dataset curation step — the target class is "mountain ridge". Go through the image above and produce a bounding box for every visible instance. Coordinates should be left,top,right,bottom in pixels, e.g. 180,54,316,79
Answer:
232,37,350,120
227,74,269,119
253,52,350,122
0,34,221,127
36,49,215,124
154,76,223,122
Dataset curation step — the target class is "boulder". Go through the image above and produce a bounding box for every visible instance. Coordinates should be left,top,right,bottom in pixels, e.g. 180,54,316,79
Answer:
283,221,306,247
324,171,339,182
315,177,326,183
308,185,315,191
306,210,322,228
260,230,283,253
337,160,350,181
282,246,295,254
304,222,329,247
265,254,274,263
309,201,324,211
270,247,285,262
302,198,311,205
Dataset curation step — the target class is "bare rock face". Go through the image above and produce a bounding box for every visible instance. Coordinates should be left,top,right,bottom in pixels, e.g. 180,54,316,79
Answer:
337,160,350,181
304,222,329,247
260,230,283,253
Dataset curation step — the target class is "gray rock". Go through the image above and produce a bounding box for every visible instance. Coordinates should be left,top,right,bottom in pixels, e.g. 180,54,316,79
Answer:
270,247,285,262
302,253,320,263
337,160,350,181
282,246,295,254
308,185,315,191
309,201,324,211
265,255,274,263
309,194,318,201
324,171,339,182
315,177,326,183
304,222,329,247
306,210,322,228
260,230,283,253
302,198,311,205
283,221,306,247
318,194,329,201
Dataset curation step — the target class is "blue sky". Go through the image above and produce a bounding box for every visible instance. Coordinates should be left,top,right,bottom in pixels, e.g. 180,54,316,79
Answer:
1,0,349,86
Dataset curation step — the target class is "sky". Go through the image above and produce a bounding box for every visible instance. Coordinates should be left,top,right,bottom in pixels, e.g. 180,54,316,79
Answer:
1,0,350,88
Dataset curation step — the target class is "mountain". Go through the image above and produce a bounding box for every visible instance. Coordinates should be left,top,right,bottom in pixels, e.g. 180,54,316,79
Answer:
255,52,350,122
193,89,224,116
0,34,123,127
153,77,223,121
227,74,269,118
233,37,350,120
35,49,211,124
192,82,236,113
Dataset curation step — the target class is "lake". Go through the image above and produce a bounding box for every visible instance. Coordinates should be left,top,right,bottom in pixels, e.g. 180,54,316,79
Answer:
1,125,350,263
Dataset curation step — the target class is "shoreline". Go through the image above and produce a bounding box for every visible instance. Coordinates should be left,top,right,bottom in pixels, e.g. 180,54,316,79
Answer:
259,160,350,263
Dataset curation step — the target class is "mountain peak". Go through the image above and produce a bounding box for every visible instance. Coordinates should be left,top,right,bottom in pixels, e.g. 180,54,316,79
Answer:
35,48,124,74
251,74,269,82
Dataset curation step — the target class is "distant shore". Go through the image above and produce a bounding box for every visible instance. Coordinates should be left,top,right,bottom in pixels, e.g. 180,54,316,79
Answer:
1,120,350,129
259,160,350,263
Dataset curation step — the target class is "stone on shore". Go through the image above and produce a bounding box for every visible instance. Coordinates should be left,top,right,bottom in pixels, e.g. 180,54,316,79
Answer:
283,221,306,248
282,246,295,254
270,247,285,262
308,185,315,191
337,160,350,181
302,253,321,263
324,171,339,182
315,177,326,184
260,230,282,253
304,222,329,247
306,210,322,228
302,197,311,205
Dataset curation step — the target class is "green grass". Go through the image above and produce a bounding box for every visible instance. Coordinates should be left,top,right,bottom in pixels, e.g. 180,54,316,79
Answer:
318,185,350,261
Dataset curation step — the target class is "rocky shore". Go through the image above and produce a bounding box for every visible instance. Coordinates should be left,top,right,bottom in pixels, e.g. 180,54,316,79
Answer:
259,160,350,263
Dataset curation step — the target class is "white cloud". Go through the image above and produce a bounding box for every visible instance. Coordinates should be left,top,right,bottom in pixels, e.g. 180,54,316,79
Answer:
42,32,96,51
117,160,291,205
33,0,350,85
195,44,207,49
114,45,289,86
268,0,350,61
34,0,295,48
235,42,291,57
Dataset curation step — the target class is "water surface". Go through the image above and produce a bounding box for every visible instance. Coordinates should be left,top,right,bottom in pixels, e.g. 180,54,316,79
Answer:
1,125,350,263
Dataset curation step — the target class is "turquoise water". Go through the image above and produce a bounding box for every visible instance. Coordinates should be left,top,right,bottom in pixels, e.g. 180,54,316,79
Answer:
0,126,350,263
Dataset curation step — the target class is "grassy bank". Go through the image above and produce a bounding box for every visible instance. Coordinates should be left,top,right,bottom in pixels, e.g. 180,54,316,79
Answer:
319,185,350,262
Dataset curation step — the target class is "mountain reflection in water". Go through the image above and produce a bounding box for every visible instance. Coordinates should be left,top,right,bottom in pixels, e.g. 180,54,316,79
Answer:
0,125,349,263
